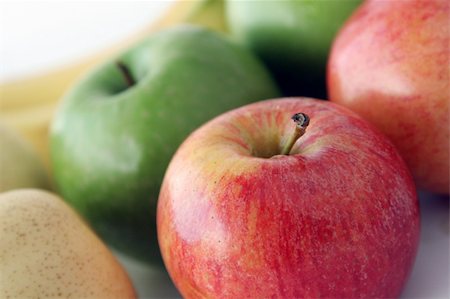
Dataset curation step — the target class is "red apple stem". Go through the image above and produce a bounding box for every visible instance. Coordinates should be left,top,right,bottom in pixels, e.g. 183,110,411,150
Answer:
116,61,135,87
281,113,310,155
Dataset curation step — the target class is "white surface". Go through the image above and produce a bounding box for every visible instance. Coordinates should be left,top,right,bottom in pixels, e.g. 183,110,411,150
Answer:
1,2,448,298
0,1,174,81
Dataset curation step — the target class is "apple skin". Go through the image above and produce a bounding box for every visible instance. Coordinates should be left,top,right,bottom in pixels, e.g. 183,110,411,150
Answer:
50,25,280,264
328,0,449,194
226,0,362,97
157,98,420,298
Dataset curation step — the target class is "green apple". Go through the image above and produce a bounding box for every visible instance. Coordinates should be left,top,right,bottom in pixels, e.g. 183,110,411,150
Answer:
50,25,280,265
0,122,50,192
225,0,362,97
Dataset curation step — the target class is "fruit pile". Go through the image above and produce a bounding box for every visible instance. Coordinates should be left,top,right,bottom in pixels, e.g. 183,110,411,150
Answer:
0,0,448,298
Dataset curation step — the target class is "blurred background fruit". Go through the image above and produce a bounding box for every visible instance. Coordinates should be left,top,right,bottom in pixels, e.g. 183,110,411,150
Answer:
225,0,362,98
328,0,449,194
0,122,50,192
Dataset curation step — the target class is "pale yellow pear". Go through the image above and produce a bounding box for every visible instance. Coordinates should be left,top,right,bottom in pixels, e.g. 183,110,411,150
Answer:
0,189,136,299
0,122,50,192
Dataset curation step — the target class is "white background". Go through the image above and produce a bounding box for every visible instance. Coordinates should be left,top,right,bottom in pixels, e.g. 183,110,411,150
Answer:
0,2,448,298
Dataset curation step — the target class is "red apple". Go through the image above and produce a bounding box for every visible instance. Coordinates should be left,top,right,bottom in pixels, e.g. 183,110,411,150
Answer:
157,98,420,298
328,0,449,194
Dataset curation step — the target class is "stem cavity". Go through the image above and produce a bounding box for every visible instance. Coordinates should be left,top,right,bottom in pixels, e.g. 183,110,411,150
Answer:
116,61,136,88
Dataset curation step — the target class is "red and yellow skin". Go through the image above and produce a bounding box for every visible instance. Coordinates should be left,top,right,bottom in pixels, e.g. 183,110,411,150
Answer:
157,98,420,298
328,0,449,194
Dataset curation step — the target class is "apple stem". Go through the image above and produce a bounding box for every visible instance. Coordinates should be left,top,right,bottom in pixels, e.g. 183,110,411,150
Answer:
281,113,310,155
116,61,135,87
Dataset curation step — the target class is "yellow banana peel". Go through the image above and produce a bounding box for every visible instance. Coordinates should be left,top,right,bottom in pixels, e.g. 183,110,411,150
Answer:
0,0,227,171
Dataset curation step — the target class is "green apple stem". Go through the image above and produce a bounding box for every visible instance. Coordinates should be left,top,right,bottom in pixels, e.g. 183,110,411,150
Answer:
116,61,135,87
281,113,310,155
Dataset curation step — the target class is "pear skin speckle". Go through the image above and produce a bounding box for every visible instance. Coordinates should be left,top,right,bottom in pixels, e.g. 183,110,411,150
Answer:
0,189,136,299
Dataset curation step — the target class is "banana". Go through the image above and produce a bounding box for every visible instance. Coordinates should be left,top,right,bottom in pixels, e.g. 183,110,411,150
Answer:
0,0,226,171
